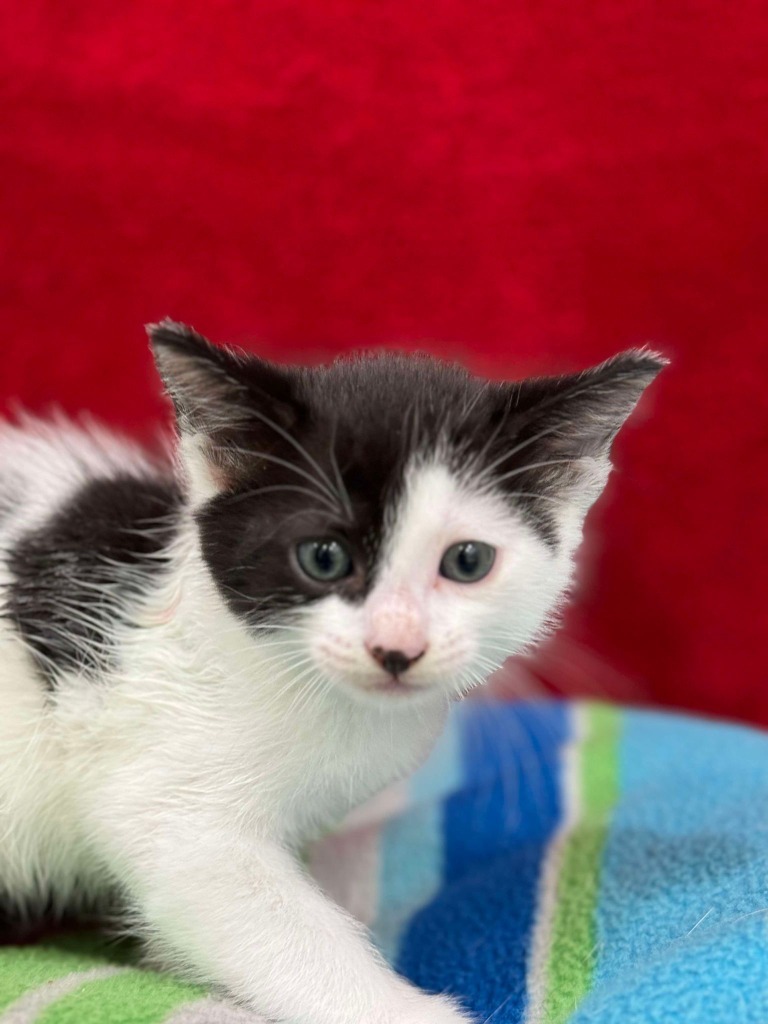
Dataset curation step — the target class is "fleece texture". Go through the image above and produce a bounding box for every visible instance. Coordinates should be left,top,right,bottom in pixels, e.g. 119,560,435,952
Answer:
0,3,767,724
2,700,768,1023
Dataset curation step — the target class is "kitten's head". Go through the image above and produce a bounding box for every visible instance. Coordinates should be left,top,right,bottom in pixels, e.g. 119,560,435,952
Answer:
150,320,664,705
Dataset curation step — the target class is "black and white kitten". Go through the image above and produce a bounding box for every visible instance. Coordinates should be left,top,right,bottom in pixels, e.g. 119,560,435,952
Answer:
0,322,663,1023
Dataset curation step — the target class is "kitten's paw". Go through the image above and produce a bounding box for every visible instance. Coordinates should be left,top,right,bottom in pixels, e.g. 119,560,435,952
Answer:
391,990,475,1024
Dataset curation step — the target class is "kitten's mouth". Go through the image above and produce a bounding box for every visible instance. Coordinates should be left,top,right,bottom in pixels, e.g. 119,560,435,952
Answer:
370,675,420,695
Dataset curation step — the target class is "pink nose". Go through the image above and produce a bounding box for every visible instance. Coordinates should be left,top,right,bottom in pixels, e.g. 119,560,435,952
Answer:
364,590,427,666
368,646,426,676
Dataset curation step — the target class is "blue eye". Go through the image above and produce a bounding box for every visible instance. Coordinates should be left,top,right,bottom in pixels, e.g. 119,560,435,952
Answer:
296,539,353,583
439,541,496,583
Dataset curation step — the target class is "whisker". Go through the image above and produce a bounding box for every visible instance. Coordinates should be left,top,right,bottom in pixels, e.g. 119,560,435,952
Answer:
224,485,339,514
249,407,347,513
479,422,568,478
502,491,570,507
209,443,340,514
492,458,577,485
328,415,354,520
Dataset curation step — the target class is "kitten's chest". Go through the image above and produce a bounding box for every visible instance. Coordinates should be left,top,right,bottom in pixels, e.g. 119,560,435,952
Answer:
264,702,443,843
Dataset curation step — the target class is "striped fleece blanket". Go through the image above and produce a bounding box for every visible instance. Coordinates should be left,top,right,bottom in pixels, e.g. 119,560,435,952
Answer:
2,700,768,1023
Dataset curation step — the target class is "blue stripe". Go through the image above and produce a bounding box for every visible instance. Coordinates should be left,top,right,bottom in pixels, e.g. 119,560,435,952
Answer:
396,701,570,1023
571,709,768,1023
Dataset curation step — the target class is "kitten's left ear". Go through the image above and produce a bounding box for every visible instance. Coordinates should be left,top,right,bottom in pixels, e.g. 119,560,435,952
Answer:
493,348,667,527
148,319,304,500
505,348,668,461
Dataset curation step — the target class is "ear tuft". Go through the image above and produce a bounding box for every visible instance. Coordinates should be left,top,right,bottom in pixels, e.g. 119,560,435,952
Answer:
146,317,203,347
146,319,220,367
589,346,669,395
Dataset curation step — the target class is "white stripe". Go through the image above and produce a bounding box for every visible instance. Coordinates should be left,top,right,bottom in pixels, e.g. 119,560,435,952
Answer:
341,777,411,830
163,995,267,1023
309,820,388,929
309,776,411,929
523,704,586,1023
0,965,125,1024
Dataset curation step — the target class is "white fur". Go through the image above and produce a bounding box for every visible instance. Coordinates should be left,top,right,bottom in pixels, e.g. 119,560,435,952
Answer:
0,418,604,1024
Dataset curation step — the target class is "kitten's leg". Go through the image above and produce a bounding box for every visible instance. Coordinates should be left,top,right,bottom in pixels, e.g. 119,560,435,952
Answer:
127,828,472,1024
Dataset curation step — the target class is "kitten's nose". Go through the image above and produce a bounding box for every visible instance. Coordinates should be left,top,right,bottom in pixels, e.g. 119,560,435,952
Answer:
369,647,425,677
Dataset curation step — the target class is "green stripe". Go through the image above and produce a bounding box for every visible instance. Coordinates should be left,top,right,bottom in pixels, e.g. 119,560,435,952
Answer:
541,703,621,1024
35,966,204,1024
0,940,115,1013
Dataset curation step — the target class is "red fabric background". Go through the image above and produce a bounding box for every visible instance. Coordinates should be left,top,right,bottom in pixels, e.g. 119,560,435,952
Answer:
1,2,766,723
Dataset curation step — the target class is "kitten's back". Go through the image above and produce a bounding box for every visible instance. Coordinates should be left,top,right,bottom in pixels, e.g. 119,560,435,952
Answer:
0,417,181,689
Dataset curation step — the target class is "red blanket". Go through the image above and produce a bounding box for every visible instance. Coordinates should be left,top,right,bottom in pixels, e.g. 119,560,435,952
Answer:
1,1,766,723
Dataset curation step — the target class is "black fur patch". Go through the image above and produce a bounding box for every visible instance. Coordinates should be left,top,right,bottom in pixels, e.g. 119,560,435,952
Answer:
5,475,181,688
150,319,662,630
195,354,489,622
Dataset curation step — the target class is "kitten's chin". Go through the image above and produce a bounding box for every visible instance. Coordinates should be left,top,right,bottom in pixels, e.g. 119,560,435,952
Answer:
366,677,429,700
328,671,448,706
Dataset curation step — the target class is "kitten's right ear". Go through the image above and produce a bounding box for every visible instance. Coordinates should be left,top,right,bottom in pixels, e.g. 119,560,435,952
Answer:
147,319,303,500
148,319,298,435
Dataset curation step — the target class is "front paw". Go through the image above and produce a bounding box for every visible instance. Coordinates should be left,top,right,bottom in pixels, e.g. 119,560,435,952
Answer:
392,990,475,1024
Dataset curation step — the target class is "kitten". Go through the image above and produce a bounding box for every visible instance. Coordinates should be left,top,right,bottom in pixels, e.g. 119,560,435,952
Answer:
0,321,663,1023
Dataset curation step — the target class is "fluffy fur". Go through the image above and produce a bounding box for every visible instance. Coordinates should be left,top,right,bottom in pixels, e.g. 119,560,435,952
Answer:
0,323,663,1023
